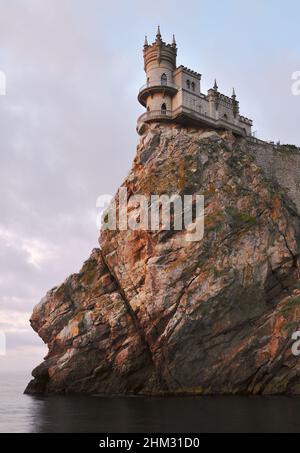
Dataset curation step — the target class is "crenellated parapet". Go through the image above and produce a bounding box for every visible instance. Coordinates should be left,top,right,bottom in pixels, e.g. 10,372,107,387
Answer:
143,27,177,72
239,115,253,126
177,65,201,78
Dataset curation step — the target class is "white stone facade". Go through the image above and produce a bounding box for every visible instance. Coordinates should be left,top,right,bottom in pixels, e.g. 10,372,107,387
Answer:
137,29,253,137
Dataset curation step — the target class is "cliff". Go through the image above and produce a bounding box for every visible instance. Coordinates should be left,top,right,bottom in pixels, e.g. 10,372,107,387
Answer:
25,124,300,395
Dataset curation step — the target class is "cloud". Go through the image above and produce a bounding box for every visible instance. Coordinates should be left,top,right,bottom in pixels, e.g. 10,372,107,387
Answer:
0,308,47,372
0,227,58,268
0,0,138,369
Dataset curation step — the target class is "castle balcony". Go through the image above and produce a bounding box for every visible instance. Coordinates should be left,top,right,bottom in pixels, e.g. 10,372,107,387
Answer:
137,109,173,133
138,80,178,107
137,106,251,137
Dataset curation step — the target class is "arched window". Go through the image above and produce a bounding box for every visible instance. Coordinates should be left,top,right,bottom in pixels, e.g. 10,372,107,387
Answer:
161,103,167,115
147,106,150,112
223,114,228,120
191,82,195,92
186,80,191,89
161,74,167,86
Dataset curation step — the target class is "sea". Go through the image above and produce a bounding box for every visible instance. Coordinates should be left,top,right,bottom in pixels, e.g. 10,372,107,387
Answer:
1,372,300,433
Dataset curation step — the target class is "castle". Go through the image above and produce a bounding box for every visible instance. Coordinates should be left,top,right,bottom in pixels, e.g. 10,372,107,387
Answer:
137,27,253,137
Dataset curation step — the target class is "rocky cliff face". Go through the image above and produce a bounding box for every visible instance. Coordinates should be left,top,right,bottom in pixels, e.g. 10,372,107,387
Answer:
25,125,300,395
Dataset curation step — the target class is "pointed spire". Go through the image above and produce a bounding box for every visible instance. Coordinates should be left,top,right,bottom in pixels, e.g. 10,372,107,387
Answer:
144,35,149,48
172,34,177,47
232,87,236,99
213,79,218,91
156,25,162,42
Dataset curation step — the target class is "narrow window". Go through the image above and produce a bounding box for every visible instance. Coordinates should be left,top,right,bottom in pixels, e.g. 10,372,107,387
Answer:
161,103,167,114
191,82,195,91
186,80,190,89
161,74,167,86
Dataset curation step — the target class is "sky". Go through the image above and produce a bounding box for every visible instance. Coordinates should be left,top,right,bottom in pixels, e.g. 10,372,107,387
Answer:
0,0,299,377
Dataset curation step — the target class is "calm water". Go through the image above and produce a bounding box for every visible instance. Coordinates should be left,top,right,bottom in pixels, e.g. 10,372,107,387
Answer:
1,373,300,433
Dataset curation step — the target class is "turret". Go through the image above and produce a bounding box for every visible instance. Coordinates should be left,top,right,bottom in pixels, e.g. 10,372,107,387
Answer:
138,27,178,113
232,88,240,118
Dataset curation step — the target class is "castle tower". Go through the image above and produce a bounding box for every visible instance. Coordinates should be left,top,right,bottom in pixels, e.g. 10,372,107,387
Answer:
138,27,178,115
137,30,253,137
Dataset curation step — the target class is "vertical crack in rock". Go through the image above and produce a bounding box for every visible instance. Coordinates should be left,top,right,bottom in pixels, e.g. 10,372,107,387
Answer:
101,251,170,392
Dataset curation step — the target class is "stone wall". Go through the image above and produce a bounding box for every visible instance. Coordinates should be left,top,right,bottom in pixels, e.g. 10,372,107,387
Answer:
181,89,207,114
248,139,300,214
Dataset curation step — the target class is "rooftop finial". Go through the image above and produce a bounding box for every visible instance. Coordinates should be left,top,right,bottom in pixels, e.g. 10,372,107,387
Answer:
144,35,149,48
214,79,218,91
156,25,162,41
232,87,236,99
172,34,177,47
